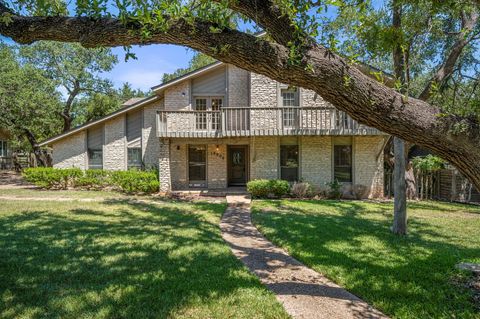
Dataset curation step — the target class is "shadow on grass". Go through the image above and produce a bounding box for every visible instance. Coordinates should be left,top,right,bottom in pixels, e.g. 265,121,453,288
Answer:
0,199,280,319
252,199,480,317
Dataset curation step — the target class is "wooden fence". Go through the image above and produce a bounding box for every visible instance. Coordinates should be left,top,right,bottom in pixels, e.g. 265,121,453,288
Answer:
384,167,480,204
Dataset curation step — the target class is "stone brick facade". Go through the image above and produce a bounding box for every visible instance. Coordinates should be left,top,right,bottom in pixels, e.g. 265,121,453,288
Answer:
143,99,164,168
159,139,171,191
52,131,87,169
300,136,332,190
104,115,126,170
250,136,279,180
354,136,386,198
164,136,384,198
50,63,386,197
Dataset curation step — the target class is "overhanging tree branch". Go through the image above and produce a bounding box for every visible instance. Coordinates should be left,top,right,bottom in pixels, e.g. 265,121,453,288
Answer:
1,2,480,190
419,9,480,100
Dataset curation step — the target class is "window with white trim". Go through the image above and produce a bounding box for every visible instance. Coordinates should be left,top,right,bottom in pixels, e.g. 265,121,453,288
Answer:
194,96,223,130
281,88,299,128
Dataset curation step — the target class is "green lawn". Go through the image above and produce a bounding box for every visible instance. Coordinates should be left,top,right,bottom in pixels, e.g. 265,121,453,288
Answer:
0,192,289,319
252,200,480,319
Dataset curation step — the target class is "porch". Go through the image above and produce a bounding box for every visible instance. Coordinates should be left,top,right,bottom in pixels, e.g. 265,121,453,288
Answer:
157,107,384,138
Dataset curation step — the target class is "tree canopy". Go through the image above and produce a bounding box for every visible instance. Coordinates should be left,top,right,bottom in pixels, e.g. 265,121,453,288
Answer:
0,0,479,190
0,44,62,164
20,41,118,132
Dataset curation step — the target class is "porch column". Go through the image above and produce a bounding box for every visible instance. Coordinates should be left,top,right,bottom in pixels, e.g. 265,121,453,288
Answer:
159,138,171,192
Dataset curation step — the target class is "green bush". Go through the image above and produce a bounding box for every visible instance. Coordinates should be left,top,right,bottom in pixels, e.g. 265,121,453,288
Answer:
110,170,159,194
76,169,110,189
326,179,342,199
23,167,159,194
23,167,82,189
247,179,271,198
291,182,313,198
247,179,290,198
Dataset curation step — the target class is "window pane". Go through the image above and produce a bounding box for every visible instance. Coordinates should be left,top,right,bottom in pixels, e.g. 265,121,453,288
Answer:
211,98,223,130
195,98,207,130
189,145,206,182
211,98,223,111
334,145,352,182
280,145,299,182
281,88,298,107
128,148,142,169
88,149,103,169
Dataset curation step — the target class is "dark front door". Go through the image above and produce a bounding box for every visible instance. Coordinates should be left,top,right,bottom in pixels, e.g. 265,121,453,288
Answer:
228,146,248,186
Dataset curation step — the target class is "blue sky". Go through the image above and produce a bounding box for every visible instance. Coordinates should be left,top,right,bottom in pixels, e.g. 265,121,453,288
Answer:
109,44,196,92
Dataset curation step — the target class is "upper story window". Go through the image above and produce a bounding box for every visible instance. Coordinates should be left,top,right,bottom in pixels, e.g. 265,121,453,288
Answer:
281,88,299,107
0,141,7,157
87,125,104,169
334,144,352,183
281,88,299,127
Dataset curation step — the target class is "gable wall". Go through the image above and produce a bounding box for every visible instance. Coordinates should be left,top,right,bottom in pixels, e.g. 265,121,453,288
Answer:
52,98,164,171
227,65,249,107
52,131,87,169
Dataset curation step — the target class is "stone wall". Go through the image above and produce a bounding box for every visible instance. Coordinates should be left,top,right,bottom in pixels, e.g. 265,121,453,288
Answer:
250,136,279,180
159,139,171,192
143,99,164,168
300,136,332,190
354,136,386,198
168,137,249,190
104,115,126,170
52,131,87,169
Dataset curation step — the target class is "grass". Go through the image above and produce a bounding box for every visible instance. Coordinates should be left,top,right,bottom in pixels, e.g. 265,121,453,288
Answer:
0,191,289,319
0,188,126,199
251,199,480,319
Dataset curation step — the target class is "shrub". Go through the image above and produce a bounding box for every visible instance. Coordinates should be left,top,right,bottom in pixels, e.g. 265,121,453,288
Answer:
247,179,290,198
76,169,110,189
110,170,159,194
270,180,290,198
353,184,369,200
326,179,342,199
23,167,82,189
247,179,270,198
291,182,313,198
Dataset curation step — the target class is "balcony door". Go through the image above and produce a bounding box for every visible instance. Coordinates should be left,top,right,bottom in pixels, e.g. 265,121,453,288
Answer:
194,97,223,131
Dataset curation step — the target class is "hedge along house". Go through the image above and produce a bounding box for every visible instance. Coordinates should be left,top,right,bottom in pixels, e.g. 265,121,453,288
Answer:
38,61,388,198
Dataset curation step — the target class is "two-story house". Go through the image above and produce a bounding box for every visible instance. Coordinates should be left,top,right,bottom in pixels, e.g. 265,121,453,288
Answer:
38,62,387,197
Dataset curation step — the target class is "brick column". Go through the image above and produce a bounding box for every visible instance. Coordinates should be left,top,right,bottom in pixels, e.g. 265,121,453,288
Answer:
159,139,172,192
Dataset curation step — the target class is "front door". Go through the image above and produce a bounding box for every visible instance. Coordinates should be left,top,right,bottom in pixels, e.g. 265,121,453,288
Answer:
228,145,248,186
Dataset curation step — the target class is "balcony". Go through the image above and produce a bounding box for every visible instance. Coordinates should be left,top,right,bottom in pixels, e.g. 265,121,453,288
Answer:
157,107,383,138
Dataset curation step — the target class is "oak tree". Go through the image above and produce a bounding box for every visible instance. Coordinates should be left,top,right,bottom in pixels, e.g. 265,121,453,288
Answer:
1,0,479,194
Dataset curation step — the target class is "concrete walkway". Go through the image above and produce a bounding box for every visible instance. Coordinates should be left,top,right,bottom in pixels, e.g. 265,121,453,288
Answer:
221,195,388,319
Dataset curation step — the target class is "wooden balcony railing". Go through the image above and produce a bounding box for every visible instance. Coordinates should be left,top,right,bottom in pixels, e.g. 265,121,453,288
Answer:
157,107,383,138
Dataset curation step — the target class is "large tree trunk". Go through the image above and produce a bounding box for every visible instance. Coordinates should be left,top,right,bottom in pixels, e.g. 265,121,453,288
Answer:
393,137,407,234
61,82,80,132
23,129,46,167
392,0,408,235
1,1,480,190
405,163,417,199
